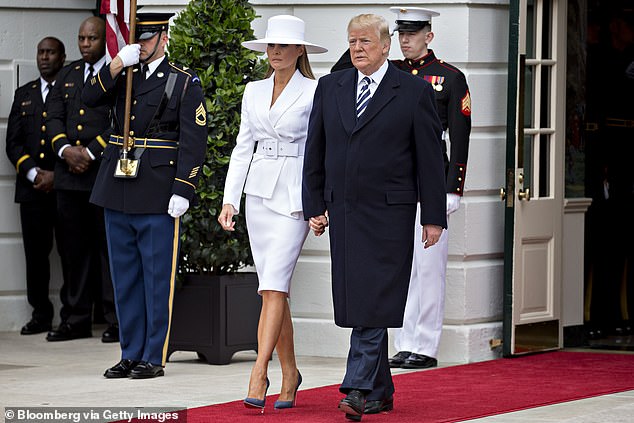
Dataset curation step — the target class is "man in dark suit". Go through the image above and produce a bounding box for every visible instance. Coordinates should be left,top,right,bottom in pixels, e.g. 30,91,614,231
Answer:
46,16,118,342
5,37,66,335
82,13,207,379
302,13,447,421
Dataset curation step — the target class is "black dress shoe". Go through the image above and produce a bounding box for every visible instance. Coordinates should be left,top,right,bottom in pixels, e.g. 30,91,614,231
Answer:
104,359,139,378
401,353,438,369
364,396,394,414
46,322,91,342
20,319,52,335
388,351,411,368
129,362,164,379
339,389,365,421
101,325,119,343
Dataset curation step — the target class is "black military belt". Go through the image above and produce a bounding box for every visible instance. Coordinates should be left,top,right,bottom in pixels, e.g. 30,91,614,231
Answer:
109,135,178,149
605,118,634,128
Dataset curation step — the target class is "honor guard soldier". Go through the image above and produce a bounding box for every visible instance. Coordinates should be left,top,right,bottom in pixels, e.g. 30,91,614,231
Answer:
82,12,208,379
387,7,472,373
5,37,66,335
45,17,119,343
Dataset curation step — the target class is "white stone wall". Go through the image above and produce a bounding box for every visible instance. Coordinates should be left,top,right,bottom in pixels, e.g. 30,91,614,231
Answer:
0,0,510,364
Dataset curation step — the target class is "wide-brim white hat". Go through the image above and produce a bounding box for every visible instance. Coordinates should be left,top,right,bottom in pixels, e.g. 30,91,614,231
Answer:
242,15,327,54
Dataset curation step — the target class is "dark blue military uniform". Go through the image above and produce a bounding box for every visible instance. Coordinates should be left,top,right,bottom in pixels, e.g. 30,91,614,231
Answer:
393,50,471,195
83,56,207,368
86,58,207,212
46,59,117,334
5,79,59,326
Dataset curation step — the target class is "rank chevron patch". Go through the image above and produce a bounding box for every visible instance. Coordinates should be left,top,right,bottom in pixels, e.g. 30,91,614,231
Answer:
461,91,472,117
195,103,206,126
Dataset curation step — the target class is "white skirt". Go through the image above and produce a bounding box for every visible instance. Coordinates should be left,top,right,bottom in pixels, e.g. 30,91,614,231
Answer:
245,195,309,294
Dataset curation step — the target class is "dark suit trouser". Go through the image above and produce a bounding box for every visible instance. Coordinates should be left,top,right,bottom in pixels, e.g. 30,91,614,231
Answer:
56,190,116,328
19,195,58,323
341,327,395,401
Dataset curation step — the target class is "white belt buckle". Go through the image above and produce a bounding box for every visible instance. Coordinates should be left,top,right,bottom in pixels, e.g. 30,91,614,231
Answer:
279,142,298,157
263,140,278,159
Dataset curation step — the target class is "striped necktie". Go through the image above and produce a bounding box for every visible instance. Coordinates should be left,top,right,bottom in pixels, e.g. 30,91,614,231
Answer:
356,76,372,118
85,65,94,85
43,83,53,103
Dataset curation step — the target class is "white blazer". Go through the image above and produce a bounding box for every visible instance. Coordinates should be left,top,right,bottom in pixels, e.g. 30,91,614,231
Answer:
223,69,317,218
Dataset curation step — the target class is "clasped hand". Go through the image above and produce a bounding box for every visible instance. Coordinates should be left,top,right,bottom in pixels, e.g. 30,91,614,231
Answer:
63,146,91,174
33,168,54,192
309,213,328,236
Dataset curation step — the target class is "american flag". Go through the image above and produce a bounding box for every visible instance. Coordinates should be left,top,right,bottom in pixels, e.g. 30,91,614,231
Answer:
101,0,131,62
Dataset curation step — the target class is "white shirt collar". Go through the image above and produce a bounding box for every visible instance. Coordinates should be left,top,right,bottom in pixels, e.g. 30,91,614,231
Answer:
356,59,389,99
85,56,106,80
40,77,54,101
144,56,166,78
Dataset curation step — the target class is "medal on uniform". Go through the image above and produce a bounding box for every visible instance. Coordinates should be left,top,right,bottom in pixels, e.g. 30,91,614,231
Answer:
115,135,140,178
412,69,418,75
435,84,443,91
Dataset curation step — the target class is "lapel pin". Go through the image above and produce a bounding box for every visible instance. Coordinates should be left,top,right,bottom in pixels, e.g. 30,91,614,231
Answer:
157,72,164,78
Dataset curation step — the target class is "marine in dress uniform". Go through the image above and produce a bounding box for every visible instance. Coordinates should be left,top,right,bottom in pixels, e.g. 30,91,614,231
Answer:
5,37,66,335
45,17,118,343
82,13,207,379
388,7,472,372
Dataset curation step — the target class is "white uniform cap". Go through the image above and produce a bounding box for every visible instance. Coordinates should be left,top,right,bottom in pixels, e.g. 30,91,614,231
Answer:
389,7,440,32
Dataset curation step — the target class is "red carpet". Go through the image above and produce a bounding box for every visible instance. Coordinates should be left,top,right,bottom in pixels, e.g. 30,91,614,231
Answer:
166,351,634,422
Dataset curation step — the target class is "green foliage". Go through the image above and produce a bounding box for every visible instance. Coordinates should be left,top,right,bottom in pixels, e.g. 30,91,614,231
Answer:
169,0,266,274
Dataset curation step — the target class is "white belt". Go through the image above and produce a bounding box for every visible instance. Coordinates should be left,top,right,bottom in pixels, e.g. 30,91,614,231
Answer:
256,140,304,159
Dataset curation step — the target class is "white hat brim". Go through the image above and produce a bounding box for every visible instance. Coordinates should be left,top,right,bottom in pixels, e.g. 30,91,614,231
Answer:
242,37,327,54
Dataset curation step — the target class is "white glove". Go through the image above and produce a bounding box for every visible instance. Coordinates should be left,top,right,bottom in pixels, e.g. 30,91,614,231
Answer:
117,44,141,67
168,194,190,218
446,193,461,215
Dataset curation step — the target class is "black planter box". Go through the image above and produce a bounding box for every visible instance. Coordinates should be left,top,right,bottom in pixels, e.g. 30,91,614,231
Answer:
167,272,261,365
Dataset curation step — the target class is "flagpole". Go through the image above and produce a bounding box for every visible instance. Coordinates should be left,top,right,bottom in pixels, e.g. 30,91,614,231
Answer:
122,0,138,157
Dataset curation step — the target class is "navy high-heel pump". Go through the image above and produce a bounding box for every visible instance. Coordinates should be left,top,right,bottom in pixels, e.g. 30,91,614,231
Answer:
244,377,270,412
274,370,302,409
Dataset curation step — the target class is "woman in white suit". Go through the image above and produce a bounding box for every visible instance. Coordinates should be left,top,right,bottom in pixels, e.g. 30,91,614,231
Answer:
218,15,327,411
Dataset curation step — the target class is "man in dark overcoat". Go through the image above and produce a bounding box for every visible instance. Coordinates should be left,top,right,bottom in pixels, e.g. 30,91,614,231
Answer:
302,13,447,421
5,37,65,335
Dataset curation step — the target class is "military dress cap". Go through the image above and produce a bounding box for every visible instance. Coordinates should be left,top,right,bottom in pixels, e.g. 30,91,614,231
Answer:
390,7,440,32
136,12,174,40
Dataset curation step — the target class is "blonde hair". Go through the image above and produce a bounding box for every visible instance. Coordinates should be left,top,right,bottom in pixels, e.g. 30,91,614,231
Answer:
264,45,315,79
347,14,391,44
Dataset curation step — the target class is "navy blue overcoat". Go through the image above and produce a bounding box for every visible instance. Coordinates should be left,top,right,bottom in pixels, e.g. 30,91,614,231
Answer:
303,63,447,328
